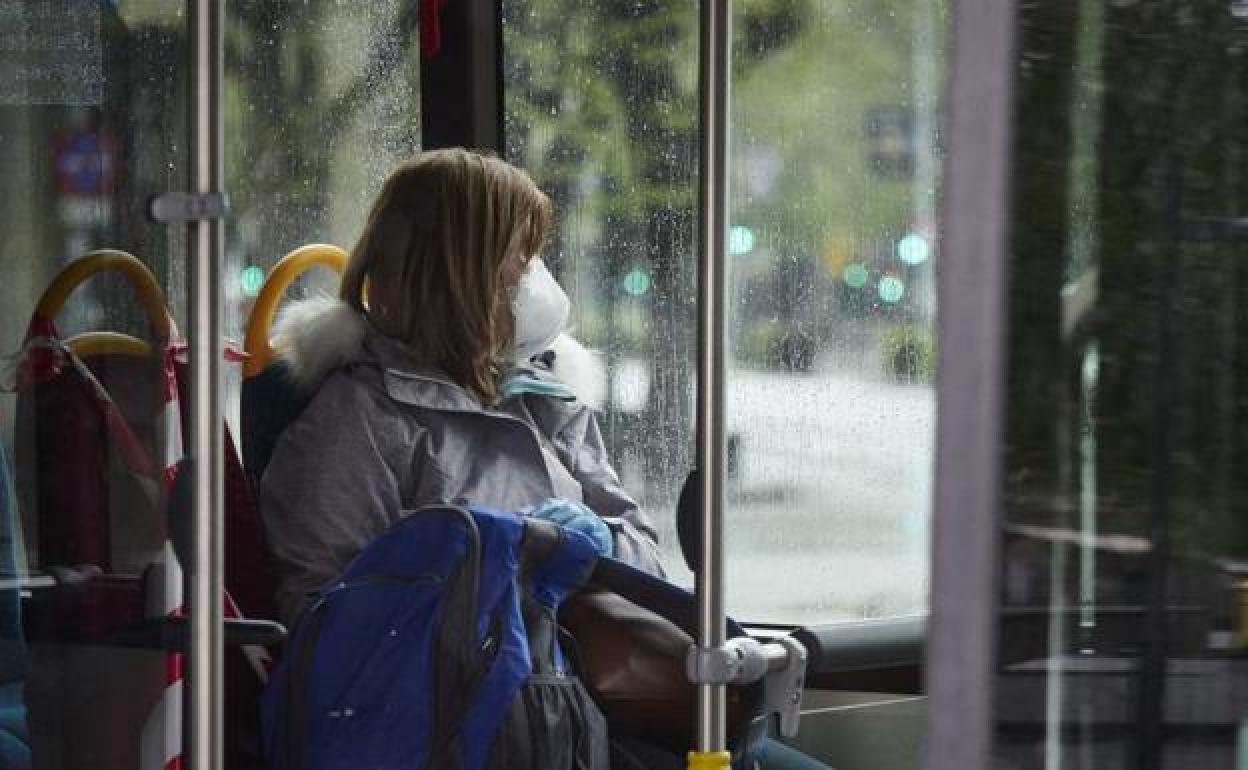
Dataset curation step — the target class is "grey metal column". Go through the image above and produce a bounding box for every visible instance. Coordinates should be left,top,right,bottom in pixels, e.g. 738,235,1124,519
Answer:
922,1,1016,769
695,0,730,756
188,0,225,768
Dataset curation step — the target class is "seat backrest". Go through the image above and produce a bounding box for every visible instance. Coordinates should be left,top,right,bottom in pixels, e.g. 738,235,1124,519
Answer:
240,361,313,495
239,243,347,519
15,252,183,770
232,244,347,615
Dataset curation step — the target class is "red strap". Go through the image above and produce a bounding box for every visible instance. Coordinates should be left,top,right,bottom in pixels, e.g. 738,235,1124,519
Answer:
420,0,448,59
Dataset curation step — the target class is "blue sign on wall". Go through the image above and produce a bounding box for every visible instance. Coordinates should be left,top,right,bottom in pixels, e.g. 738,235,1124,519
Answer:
54,130,116,196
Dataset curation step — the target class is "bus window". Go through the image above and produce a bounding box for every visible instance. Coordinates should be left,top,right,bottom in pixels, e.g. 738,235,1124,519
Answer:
503,0,701,581
0,4,190,769
0,4,424,767
224,0,423,426
990,1,1248,767
724,0,944,624
503,0,946,626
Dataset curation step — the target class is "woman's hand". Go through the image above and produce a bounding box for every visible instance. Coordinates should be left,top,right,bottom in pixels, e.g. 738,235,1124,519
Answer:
526,498,613,557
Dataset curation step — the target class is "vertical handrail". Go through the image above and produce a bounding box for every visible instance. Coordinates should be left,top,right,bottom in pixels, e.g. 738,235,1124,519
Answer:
695,0,730,759
923,0,1016,769
188,0,225,769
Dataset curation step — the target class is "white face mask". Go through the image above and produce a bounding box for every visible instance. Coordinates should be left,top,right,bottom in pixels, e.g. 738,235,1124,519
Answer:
512,258,570,364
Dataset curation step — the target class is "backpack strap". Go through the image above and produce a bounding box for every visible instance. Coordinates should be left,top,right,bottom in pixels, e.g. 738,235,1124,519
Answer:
516,518,565,675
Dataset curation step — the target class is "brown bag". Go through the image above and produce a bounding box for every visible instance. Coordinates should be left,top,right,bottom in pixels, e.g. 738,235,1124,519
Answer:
558,588,761,754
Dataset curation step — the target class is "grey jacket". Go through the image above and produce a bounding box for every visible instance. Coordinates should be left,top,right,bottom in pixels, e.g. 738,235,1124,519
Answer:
260,298,664,624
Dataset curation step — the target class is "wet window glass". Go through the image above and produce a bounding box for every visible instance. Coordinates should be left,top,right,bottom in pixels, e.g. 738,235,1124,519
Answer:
0,4,190,769
503,0,945,625
503,0,701,580
0,3,422,768
997,1,1248,767
224,0,423,429
725,0,944,623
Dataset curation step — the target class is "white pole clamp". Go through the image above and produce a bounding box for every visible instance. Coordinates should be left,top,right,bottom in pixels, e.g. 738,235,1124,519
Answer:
686,635,808,737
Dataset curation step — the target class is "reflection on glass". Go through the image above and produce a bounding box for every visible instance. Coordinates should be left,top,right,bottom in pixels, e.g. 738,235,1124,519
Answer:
504,0,944,624
0,4,425,768
999,1,1248,767
0,4,191,769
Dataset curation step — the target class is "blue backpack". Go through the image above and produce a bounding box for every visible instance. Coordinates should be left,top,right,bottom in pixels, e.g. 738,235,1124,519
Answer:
261,505,608,770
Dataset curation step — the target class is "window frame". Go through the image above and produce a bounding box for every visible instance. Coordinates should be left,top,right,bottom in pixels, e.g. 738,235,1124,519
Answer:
426,0,1016,716
922,0,1017,768
420,0,505,153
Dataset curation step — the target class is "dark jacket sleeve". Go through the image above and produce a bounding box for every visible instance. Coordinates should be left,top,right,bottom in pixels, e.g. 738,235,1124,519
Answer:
259,377,403,626
554,406,666,578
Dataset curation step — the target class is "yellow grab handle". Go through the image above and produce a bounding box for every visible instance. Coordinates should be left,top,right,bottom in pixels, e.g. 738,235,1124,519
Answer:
242,244,348,378
34,250,172,356
66,331,153,358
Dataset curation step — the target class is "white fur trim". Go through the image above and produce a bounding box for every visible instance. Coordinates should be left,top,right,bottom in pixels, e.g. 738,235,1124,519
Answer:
270,296,605,408
550,334,606,411
271,295,368,392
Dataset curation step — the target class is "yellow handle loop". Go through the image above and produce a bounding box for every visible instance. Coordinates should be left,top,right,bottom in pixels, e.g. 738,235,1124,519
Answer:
34,250,172,357
65,331,155,358
686,751,732,770
242,243,348,378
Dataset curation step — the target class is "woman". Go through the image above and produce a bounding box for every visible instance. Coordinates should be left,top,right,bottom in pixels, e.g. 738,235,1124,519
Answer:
261,148,663,627
260,148,829,770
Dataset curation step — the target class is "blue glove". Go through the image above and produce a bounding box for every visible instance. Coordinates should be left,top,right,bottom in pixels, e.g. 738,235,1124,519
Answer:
526,498,613,558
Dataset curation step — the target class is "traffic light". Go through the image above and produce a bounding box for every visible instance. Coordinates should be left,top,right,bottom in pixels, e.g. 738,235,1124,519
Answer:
623,267,651,297
729,225,756,256
878,274,906,304
239,265,265,298
864,106,914,179
842,262,869,289
897,233,930,266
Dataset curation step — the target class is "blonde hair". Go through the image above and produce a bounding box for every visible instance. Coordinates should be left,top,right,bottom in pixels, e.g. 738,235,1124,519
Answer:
340,148,552,403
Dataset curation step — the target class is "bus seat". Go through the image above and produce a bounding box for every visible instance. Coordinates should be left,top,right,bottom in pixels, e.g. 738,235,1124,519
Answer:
12,251,286,770
241,244,348,488
13,251,186,770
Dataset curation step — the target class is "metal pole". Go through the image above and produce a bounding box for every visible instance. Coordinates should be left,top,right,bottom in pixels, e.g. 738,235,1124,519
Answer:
923,1,1015,769
695,0,730,757
188,1,225,769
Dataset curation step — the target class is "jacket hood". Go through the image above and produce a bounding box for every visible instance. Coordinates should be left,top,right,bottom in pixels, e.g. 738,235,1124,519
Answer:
270,296,605,409
270,295,369,394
